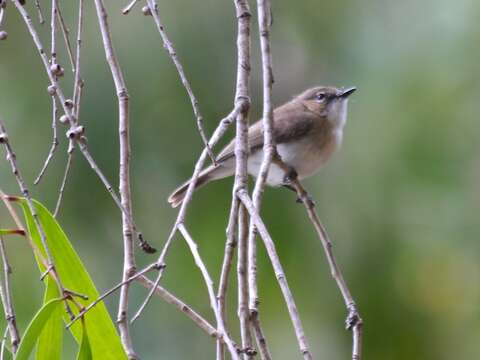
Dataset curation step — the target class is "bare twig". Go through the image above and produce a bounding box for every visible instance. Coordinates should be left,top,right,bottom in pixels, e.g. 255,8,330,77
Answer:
131,106,240,323
136,275,221,340
66,264,157,328
0,120,74,320
72,0,84,119
238,190,313,360
54,0,75,72
92,0,137,357
217,1,253,357
34,0,45,24
0,5,5,28
248,0,276,315
285,176,363,360
53,150,74,217
34,0,59,185
178,224,239,360
237,205,254,358
144,0,216,164
122,0,139,15
0,326,8,360
250,315,272,360
216,198,239,360
0,230,20,353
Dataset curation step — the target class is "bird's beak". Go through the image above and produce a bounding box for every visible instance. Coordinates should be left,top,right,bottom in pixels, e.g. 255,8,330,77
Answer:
339,87,357,98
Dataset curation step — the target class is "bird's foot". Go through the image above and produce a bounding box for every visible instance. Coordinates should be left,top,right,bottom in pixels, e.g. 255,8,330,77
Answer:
282,167,298,184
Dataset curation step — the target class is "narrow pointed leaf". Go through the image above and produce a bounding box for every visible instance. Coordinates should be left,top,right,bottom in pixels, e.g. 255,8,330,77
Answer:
19,199,126,359
35,277,63,360
76,323,92,360
15,298,63,360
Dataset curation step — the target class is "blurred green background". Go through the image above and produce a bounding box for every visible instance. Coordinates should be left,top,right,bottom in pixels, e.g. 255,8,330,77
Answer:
1,0,479,358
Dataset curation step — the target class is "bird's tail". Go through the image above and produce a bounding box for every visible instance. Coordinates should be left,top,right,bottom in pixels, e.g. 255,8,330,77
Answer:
167,165,232,208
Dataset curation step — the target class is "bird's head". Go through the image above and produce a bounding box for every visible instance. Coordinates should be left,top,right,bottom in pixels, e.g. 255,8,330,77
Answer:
296,86,356,126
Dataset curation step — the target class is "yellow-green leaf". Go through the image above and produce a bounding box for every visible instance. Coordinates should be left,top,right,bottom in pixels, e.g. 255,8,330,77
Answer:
15,298,63,360
19,199,126,360
35,277,63,360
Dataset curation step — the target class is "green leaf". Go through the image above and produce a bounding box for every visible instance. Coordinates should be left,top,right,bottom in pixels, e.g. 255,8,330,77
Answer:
19,199,127,360
15,298,63,360
35,277,63,360
76,323,92,360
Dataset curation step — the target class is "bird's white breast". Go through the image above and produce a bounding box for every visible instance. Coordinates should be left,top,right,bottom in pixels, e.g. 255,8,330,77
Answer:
247,99,349,186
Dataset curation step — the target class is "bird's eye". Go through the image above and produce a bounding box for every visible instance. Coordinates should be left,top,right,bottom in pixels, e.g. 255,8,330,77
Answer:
315,93,326,101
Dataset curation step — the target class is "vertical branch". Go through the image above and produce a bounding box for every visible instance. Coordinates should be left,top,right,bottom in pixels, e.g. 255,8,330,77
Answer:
230,0,253,358
248,0,275,314
237,205,254,358
0,231,20,353
216,198,239,360
92,1,136,358
238,190,312,360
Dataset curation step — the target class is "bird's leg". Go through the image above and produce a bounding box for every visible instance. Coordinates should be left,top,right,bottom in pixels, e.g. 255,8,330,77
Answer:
282,167,298,185
281,167,308,204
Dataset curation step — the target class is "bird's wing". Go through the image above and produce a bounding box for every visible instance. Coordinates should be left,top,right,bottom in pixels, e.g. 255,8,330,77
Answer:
216,102,319,163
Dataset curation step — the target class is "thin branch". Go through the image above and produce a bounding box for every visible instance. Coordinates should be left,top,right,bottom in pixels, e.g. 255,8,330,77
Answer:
131,106,240,323
144,0,216,164
66,264,158,328
283,175,363,360
34,0,59,185
0,326,8,360
217,0,253,357
248,0,276,315
0,120,74,320
216,198,239,360
92,0,136,357
250,315,272,360
178,224,239,360
0,230,20,353
54,0,75,72
34,0,45,24
53,149,73,217
121,0,139,15
72,0,84,119
237,205,254,358
238,190,313,360
136,275,221,340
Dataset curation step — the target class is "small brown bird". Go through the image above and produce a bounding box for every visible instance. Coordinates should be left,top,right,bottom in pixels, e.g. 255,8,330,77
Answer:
168,86,356,207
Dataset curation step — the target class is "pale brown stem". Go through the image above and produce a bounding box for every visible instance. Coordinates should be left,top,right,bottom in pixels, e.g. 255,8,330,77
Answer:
34,0,59,186
238,190,313,360
53,150,74,217
92,0,136,357
145,0,215,164
136,275,221,340
237,205,254,358
132,106,241,323
216,198,239,360
229,0,254,357
122,0,139,15
54,0,75,72
287,177,363,360
0,231,20,353
178,224,239,360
